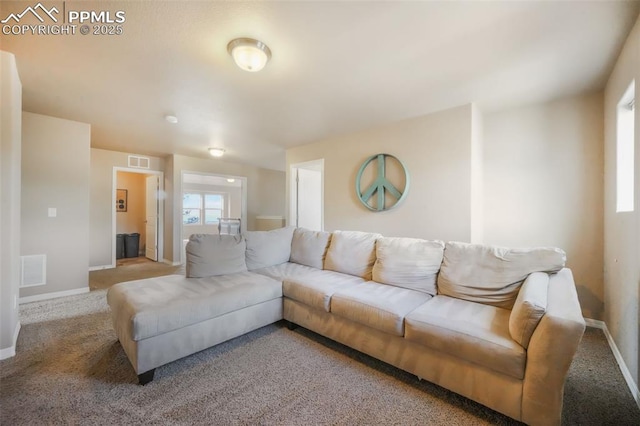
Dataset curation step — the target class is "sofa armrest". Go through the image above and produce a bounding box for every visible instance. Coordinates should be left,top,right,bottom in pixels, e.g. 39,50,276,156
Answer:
509,272,548,348
521,268,585,426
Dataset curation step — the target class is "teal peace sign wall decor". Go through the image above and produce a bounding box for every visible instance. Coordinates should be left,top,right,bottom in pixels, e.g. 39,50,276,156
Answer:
355,153,409,212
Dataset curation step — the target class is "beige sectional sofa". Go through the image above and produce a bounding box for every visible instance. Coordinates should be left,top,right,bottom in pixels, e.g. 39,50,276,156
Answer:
107,227,585,426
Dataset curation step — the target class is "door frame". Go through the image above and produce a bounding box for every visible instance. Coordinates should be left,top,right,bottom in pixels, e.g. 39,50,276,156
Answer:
179,170,248,264
289,159,324,230
144,175,160,261
112,167,164,268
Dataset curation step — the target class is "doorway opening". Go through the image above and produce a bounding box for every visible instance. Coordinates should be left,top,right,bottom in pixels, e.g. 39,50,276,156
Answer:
290,159,324,231
180,171,247,264
112,168,164,268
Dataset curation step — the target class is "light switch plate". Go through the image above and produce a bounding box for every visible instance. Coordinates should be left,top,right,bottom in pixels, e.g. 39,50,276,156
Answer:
48,208,57,217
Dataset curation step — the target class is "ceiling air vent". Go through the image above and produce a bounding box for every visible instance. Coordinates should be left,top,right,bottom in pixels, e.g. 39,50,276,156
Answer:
128,155,150,169
21,255,46,288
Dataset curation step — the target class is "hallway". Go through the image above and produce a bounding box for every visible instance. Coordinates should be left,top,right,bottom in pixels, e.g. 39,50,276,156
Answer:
89,258,182,290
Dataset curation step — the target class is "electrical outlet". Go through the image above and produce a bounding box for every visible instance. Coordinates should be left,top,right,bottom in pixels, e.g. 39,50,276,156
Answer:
48,207,57,217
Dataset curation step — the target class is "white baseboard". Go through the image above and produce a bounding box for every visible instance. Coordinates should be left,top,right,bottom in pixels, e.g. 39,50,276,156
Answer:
0,321,21,360
584,318,605,329
19,287,90,304
89,264,114,271
584,317,639,409
162,259,182,266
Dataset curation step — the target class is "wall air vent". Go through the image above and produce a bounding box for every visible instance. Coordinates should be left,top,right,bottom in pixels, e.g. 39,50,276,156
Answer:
128,155,150,169
20,254,46,288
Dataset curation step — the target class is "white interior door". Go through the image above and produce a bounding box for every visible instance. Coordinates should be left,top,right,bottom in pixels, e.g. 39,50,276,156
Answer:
296,168,322,230
145,175,159,261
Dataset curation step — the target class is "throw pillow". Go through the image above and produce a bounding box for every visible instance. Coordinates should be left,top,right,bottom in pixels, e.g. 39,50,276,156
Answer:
290,227,332,269
244,226,295,270
186,234,247,278
437,241,565,308
372,237,444,295
324,230,382,279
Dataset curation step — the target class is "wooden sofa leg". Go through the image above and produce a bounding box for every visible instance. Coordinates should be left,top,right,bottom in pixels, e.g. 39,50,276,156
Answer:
138,369,155,385
285,320,298,331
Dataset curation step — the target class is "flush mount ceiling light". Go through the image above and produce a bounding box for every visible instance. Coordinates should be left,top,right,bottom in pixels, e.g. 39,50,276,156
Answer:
165,115,178,124
208,147,225,157
227,38,271,72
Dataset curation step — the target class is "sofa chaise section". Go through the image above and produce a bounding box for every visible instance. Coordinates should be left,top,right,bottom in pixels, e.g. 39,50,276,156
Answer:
107,236,283,384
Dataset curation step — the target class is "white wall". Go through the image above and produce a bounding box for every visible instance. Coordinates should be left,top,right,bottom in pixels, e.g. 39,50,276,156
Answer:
0,51,22,358
470,104,484,243
483,92,605,320
287,96,605,323
116,171,147,254
604,17,640,391
89,149,164,267
21,113,91,298
286,104,474,241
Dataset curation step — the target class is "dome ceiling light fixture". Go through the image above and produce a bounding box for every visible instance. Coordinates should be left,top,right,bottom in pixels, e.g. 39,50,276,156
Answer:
208,147,225,157
164,115,178,124
227,38,271,72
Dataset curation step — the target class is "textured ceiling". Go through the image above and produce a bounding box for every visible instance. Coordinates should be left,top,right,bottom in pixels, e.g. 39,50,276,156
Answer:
2,1,638,170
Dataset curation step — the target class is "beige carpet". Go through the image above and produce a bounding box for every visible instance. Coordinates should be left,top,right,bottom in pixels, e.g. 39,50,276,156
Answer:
89,258,183,290
1,290,639,425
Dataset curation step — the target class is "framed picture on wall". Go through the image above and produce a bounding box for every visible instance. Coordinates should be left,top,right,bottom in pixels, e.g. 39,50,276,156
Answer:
116,189,128,212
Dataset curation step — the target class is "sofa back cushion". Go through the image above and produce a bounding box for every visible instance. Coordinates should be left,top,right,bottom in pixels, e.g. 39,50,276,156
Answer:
186,234,247,278
324,230,382,279
437,241,565,308
372,237,444,295
290,227,332,269
244,226,295,270
509,272,548,348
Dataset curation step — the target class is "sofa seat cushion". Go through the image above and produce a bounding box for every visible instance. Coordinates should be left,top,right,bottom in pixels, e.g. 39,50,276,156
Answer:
251,262,319,282
107,272,282,341
405,295,526,379
331,282,431,336
283,270,365,312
